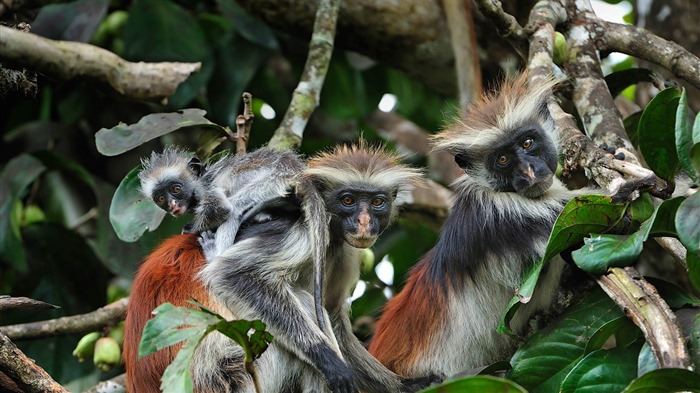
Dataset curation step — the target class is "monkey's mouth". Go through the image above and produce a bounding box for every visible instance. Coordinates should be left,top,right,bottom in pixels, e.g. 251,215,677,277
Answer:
519,174,554,198
345,235,377,249
170,206,187,216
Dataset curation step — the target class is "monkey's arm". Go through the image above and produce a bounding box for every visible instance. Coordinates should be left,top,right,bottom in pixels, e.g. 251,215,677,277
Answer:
199,248,357,393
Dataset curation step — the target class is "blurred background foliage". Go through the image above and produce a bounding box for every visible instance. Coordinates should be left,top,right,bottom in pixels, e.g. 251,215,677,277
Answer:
0,0,698,390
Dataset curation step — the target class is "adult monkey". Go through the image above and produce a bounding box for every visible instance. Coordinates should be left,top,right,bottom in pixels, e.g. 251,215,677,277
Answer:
369,73,599,378
125,143,438,392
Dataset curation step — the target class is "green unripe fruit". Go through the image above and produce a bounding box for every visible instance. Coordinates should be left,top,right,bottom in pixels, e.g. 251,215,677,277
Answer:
72,332,100,362
553,32,568,65
94,337,122,372
360,248,375,273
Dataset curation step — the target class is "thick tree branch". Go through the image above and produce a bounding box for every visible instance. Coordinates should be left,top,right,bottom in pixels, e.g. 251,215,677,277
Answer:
0,25,201,102
268,0,340,149
593,21,700,91
596,267,691,369
0,331,68,393
0,298,127,341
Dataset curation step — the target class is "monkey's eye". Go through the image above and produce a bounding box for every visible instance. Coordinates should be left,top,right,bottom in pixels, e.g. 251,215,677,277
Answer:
497,155,509,166
522,138,534,149
156,195,166,204
341,195,355,206
170,184,182,194
372,198,386,207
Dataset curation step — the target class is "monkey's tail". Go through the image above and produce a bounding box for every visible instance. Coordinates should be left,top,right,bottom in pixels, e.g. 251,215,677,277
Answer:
299,179,330,333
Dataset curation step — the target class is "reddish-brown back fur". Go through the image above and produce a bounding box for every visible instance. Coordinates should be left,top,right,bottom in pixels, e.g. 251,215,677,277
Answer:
124,234,210,393
368,255,446,376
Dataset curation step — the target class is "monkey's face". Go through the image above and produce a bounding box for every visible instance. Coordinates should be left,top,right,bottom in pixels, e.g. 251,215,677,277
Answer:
327,186,394,249
487,128,558,198
152,179,196,216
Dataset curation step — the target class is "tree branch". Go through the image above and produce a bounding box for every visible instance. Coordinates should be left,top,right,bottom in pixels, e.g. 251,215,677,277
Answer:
0,298,127,341
0,331,68,393
596,267,691,369
472,0,528,59
441,0,481,107
0,25,201,102
0,296,59,312
268,0,341,149
593,21,700,91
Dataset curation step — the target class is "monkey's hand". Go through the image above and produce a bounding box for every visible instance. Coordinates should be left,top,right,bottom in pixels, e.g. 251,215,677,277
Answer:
198,230,217,261
319,356,358,393
400,374,443,392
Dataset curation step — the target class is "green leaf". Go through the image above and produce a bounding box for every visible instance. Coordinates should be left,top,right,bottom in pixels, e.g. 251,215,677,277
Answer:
0,155,47,271
638,87,681,180
95,109,225,156
676,191,700,254
629,193,654,225
605,68,662,98
560,343,642,393
572,197,684,275
637,342,659,376
419,375,527,393
676,89,699,182
499,195,625,333
584,317,637,355
508,288,624,392
622,368,700,393
109,165,166,242
688,252,700,293
139,302,272,393
645,277,700,308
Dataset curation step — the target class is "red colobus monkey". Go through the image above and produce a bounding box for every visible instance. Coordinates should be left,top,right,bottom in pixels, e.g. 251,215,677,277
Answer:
368,73,595,378
124,143,437,392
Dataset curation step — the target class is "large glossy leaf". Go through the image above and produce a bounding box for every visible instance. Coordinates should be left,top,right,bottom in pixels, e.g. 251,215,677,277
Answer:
420,375,527,393
32,0,109,42
507,288,624,392
0,155,47,271
499,195,625,333
560,343,642,393
572,197,684,275
645,277,700,308
109,165,166,242
622,368,700,393
676,191,700,253
95,109,225,156
638,87,681,180
676,89,699,182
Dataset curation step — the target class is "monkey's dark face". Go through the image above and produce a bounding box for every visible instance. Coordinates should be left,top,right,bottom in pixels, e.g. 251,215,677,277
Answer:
327,186,394,249
486,128,558,197
152,179,196,216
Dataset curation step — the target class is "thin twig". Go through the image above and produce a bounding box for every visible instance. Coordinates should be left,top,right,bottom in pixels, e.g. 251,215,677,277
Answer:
0,298,127,341
268,0,341,149
235,92,254,155
472,0,528,59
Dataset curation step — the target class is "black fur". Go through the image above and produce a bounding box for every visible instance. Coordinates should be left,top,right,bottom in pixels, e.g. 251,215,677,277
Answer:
425,191,557,289
325,185,394,240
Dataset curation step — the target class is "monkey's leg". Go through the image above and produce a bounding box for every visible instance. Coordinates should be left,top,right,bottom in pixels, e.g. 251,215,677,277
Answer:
192,187,232,233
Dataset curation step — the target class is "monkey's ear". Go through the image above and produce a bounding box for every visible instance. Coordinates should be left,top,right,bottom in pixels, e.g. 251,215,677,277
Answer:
454,153,473,172
188,157,204,177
